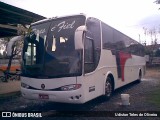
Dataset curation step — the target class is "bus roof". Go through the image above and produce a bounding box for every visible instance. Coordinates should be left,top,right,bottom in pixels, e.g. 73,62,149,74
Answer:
31,13,86,26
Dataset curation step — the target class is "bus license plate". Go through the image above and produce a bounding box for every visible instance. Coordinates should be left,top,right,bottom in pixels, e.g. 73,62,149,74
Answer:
39,94,49,99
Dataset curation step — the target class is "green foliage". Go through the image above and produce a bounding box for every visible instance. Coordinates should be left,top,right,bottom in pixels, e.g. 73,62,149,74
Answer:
155,49,160,57
154,0,160,4
148,88,160,108
144,48,152,55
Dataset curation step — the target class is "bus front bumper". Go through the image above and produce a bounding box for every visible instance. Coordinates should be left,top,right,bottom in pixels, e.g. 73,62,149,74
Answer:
21,87,85,104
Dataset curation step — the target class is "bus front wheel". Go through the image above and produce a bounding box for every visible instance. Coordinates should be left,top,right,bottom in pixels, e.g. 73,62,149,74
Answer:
105,77,113,99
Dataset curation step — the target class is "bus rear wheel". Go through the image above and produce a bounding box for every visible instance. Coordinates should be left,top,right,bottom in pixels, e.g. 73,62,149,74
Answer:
105,77,113,99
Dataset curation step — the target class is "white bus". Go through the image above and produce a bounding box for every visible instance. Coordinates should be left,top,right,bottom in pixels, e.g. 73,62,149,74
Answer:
21,14,146,104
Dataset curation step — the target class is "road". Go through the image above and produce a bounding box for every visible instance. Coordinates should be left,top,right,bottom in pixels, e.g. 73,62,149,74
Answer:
0,78,160,120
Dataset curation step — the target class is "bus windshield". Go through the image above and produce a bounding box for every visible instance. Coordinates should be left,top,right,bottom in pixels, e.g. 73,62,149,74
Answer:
22,15,85,78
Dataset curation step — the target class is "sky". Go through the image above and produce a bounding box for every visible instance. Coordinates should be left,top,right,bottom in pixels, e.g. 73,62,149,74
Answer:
1,0,160,44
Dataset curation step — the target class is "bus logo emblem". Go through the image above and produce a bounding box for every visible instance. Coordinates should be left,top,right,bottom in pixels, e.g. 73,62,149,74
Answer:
41,84,45,89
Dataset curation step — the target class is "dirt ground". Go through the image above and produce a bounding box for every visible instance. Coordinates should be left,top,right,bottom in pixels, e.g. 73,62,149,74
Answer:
0,81,20,95
145,67,160,79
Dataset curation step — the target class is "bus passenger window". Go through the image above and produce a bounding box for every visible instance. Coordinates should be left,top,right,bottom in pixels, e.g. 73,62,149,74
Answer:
84,35,95,73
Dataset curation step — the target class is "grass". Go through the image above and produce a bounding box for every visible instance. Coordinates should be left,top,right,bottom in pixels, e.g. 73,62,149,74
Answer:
145,66,160,79
148,88,160,108
145,66,160,109
0,91,20,100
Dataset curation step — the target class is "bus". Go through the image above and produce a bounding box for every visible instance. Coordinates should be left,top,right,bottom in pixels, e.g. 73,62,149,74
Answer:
21,14,146,104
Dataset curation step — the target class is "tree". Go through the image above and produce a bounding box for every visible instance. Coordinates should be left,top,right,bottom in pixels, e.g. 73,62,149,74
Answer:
6,36,23,73
155,49,160,57
154,0,160,9
142,27,159,45
0,39,8,58
155,0,160,4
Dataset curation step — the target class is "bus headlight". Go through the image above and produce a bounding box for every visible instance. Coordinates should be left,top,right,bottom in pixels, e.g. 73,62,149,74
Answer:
61,84,81,91
21,83,30,89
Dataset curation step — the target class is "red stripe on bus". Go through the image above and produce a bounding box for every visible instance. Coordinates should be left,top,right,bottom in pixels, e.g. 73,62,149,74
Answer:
119,52,132,81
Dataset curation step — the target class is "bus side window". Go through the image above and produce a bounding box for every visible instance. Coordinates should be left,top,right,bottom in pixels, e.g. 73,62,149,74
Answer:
84,32,95,73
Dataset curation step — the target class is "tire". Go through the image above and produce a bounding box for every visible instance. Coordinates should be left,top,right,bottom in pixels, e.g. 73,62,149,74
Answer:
104,77,113,99
0,76,3,82
0,76,7,82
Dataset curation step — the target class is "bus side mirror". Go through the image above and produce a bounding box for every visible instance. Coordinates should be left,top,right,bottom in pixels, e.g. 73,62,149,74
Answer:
23,36,29,52
74,26,86,50
7,36,23,56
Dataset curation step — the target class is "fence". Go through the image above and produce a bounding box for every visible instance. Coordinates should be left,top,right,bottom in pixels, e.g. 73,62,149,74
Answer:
0,58,20,71
152,57,160,65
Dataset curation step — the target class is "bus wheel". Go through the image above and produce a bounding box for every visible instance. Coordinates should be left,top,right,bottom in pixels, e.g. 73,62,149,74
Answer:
105,77,113,99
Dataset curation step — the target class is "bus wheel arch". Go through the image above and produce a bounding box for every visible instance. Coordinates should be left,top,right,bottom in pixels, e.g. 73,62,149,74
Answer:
104,73,115,99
